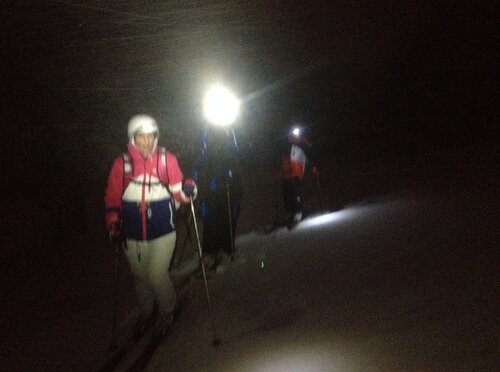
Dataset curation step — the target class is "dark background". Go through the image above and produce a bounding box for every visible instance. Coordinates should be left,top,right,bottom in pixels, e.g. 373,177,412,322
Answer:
1,1,498,254
0,2,498,370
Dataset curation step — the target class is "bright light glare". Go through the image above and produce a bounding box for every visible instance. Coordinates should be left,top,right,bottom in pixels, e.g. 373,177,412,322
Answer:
296,209,359,230
299,212,344,228
203,85,240,127
292,127,300,137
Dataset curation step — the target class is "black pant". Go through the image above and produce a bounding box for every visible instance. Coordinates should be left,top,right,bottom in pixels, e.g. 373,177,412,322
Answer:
202,192,239,257
282,177,302,214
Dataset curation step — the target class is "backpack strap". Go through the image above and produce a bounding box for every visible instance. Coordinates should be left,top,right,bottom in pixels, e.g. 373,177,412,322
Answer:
122,148,170,193
157,147,172,193
122,152,133,191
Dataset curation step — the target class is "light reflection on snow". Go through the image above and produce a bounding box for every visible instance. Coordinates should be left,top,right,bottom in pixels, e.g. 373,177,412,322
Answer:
226,331,357,371
296,208,361,230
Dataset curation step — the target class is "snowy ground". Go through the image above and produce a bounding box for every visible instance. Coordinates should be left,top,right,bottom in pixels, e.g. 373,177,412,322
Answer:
1,144,498,371
146,191,497,371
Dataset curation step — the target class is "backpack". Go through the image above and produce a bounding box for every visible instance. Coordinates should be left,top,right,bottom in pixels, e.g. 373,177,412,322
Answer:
122,147,170,191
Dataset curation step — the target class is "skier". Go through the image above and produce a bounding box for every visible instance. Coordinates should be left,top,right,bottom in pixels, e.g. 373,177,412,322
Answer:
280,125,316,229
104,114,197,338
192,127,243,272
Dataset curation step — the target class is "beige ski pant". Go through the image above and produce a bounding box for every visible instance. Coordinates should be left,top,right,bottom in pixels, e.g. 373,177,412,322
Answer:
124,232,176,319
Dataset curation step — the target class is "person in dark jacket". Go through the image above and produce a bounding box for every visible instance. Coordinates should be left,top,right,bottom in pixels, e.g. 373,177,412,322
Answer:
192,127,243,272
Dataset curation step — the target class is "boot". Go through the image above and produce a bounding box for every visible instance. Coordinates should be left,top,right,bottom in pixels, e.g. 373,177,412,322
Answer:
153,312,174,340
132,312,154,339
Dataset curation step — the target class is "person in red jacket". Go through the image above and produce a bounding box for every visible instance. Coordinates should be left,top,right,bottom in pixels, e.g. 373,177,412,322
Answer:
281,126,313,229
104,114,197,338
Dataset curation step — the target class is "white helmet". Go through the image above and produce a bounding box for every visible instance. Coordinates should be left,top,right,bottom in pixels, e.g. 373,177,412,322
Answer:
127,114,159,141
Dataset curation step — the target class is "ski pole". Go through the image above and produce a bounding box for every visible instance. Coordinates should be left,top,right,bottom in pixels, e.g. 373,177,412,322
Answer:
226,180,235,257
189,197,221,346
273,178,280,227
109,235,121,350
314,172,323,212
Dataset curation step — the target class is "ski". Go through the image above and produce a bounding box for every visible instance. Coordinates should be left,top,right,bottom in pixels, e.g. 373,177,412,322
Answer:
123,326,172,371
97,325,151,372
97,278,191,371
119,295,190,371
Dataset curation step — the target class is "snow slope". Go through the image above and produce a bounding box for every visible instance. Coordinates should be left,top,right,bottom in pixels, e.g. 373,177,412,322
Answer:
1,144,497,371
146,189,498,371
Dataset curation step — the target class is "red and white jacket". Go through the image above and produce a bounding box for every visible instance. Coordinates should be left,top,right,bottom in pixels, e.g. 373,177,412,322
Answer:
281,137,311,180
105,144,190,241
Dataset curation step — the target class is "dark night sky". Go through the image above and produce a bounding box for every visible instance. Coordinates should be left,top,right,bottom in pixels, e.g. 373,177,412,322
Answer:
3,1,498,178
